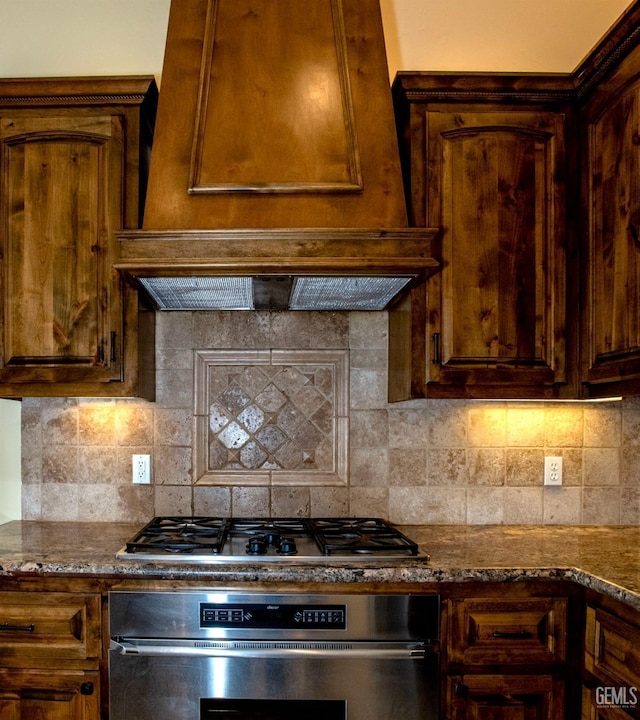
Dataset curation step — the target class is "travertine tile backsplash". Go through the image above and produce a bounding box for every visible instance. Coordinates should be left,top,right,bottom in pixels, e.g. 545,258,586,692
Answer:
21,311,639,524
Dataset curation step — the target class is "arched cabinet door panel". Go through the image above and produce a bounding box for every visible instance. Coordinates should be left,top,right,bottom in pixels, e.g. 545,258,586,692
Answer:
0,77,157,398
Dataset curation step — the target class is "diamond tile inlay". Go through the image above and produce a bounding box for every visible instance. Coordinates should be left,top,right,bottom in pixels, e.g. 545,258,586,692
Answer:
194,350,349,486
255,384,287,412
218,421,250,449
237,404,265,433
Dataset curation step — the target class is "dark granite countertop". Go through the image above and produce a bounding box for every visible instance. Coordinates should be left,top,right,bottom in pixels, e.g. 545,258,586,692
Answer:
0,521,638,610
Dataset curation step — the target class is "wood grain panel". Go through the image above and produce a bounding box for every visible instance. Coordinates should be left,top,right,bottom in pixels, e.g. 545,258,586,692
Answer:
587,84,640,382
437,119,556,371
191,0,361,192
0,116,121,382
0,592,101,663
0,669,99,720
0,76,157,398
446,674,563,720
448,597,567,666
585,605,640,701
144,0,408,229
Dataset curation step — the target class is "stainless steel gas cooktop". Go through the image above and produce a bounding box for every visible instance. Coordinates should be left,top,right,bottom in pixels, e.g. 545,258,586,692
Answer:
116,516,429,564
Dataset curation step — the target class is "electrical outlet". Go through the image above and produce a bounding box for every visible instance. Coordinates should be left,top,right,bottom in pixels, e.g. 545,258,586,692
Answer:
132,454,151,484
544,456,563,486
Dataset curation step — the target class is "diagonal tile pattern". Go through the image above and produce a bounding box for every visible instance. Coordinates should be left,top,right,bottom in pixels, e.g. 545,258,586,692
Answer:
211,370,326,468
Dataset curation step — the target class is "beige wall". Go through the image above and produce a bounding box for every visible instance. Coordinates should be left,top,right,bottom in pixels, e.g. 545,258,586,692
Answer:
0,399,21,523
379,0,632,74
0,0,633,80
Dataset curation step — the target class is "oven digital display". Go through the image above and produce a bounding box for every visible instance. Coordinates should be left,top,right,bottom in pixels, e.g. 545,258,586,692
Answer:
200,603,346,629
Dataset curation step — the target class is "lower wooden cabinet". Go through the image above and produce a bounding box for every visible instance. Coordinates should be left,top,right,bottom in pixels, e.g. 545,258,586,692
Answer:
447,674,564,720
444,592,571,719
0,669,100,720
584,604,640,719
0,591,102,720
582,684,640,720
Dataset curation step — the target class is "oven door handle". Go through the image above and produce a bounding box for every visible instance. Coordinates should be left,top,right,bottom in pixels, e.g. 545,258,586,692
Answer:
110,639,437,659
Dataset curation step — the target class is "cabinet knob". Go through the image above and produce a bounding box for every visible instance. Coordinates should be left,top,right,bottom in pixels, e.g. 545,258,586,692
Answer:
80,682,94,696
454,682,469,698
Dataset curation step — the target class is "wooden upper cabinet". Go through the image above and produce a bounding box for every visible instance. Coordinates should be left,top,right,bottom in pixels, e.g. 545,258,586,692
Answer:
0,77,157,398
390,75,577,400
428,110,567,394
582,53,640,397
1,115,122,385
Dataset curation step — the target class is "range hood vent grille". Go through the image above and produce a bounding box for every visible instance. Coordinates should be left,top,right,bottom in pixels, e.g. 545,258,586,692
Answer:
138,277,254,310
137,275,415,311
289,276,413,311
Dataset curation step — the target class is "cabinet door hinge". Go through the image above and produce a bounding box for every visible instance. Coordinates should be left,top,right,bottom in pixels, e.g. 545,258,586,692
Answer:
432,332,441,365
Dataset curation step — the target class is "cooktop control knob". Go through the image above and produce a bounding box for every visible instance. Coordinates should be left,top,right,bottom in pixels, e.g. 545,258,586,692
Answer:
278,537,298,555
246,536,268,555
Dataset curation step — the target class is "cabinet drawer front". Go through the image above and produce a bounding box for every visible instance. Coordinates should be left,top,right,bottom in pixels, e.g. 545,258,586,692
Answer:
586,605,640,695
447,674,564,720
0,668,99,719
0,592,101,662
448,598,567,665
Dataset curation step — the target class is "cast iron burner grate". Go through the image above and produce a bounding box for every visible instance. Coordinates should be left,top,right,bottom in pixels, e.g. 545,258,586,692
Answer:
309,518,420,556
124,516,229,554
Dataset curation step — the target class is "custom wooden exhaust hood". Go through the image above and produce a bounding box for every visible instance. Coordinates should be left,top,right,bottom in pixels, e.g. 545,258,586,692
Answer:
116,0,438,310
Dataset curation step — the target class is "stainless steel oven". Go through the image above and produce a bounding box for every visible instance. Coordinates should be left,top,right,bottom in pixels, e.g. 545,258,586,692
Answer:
109,590,440,720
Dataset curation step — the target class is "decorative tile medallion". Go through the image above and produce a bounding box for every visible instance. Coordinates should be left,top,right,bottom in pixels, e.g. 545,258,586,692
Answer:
194,350,348,485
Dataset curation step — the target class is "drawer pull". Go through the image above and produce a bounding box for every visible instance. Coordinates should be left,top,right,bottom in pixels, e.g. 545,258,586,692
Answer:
0,622,35,633
491,630,533,639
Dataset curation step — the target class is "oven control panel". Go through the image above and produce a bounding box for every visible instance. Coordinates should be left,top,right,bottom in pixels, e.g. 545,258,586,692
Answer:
200,603,347,629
